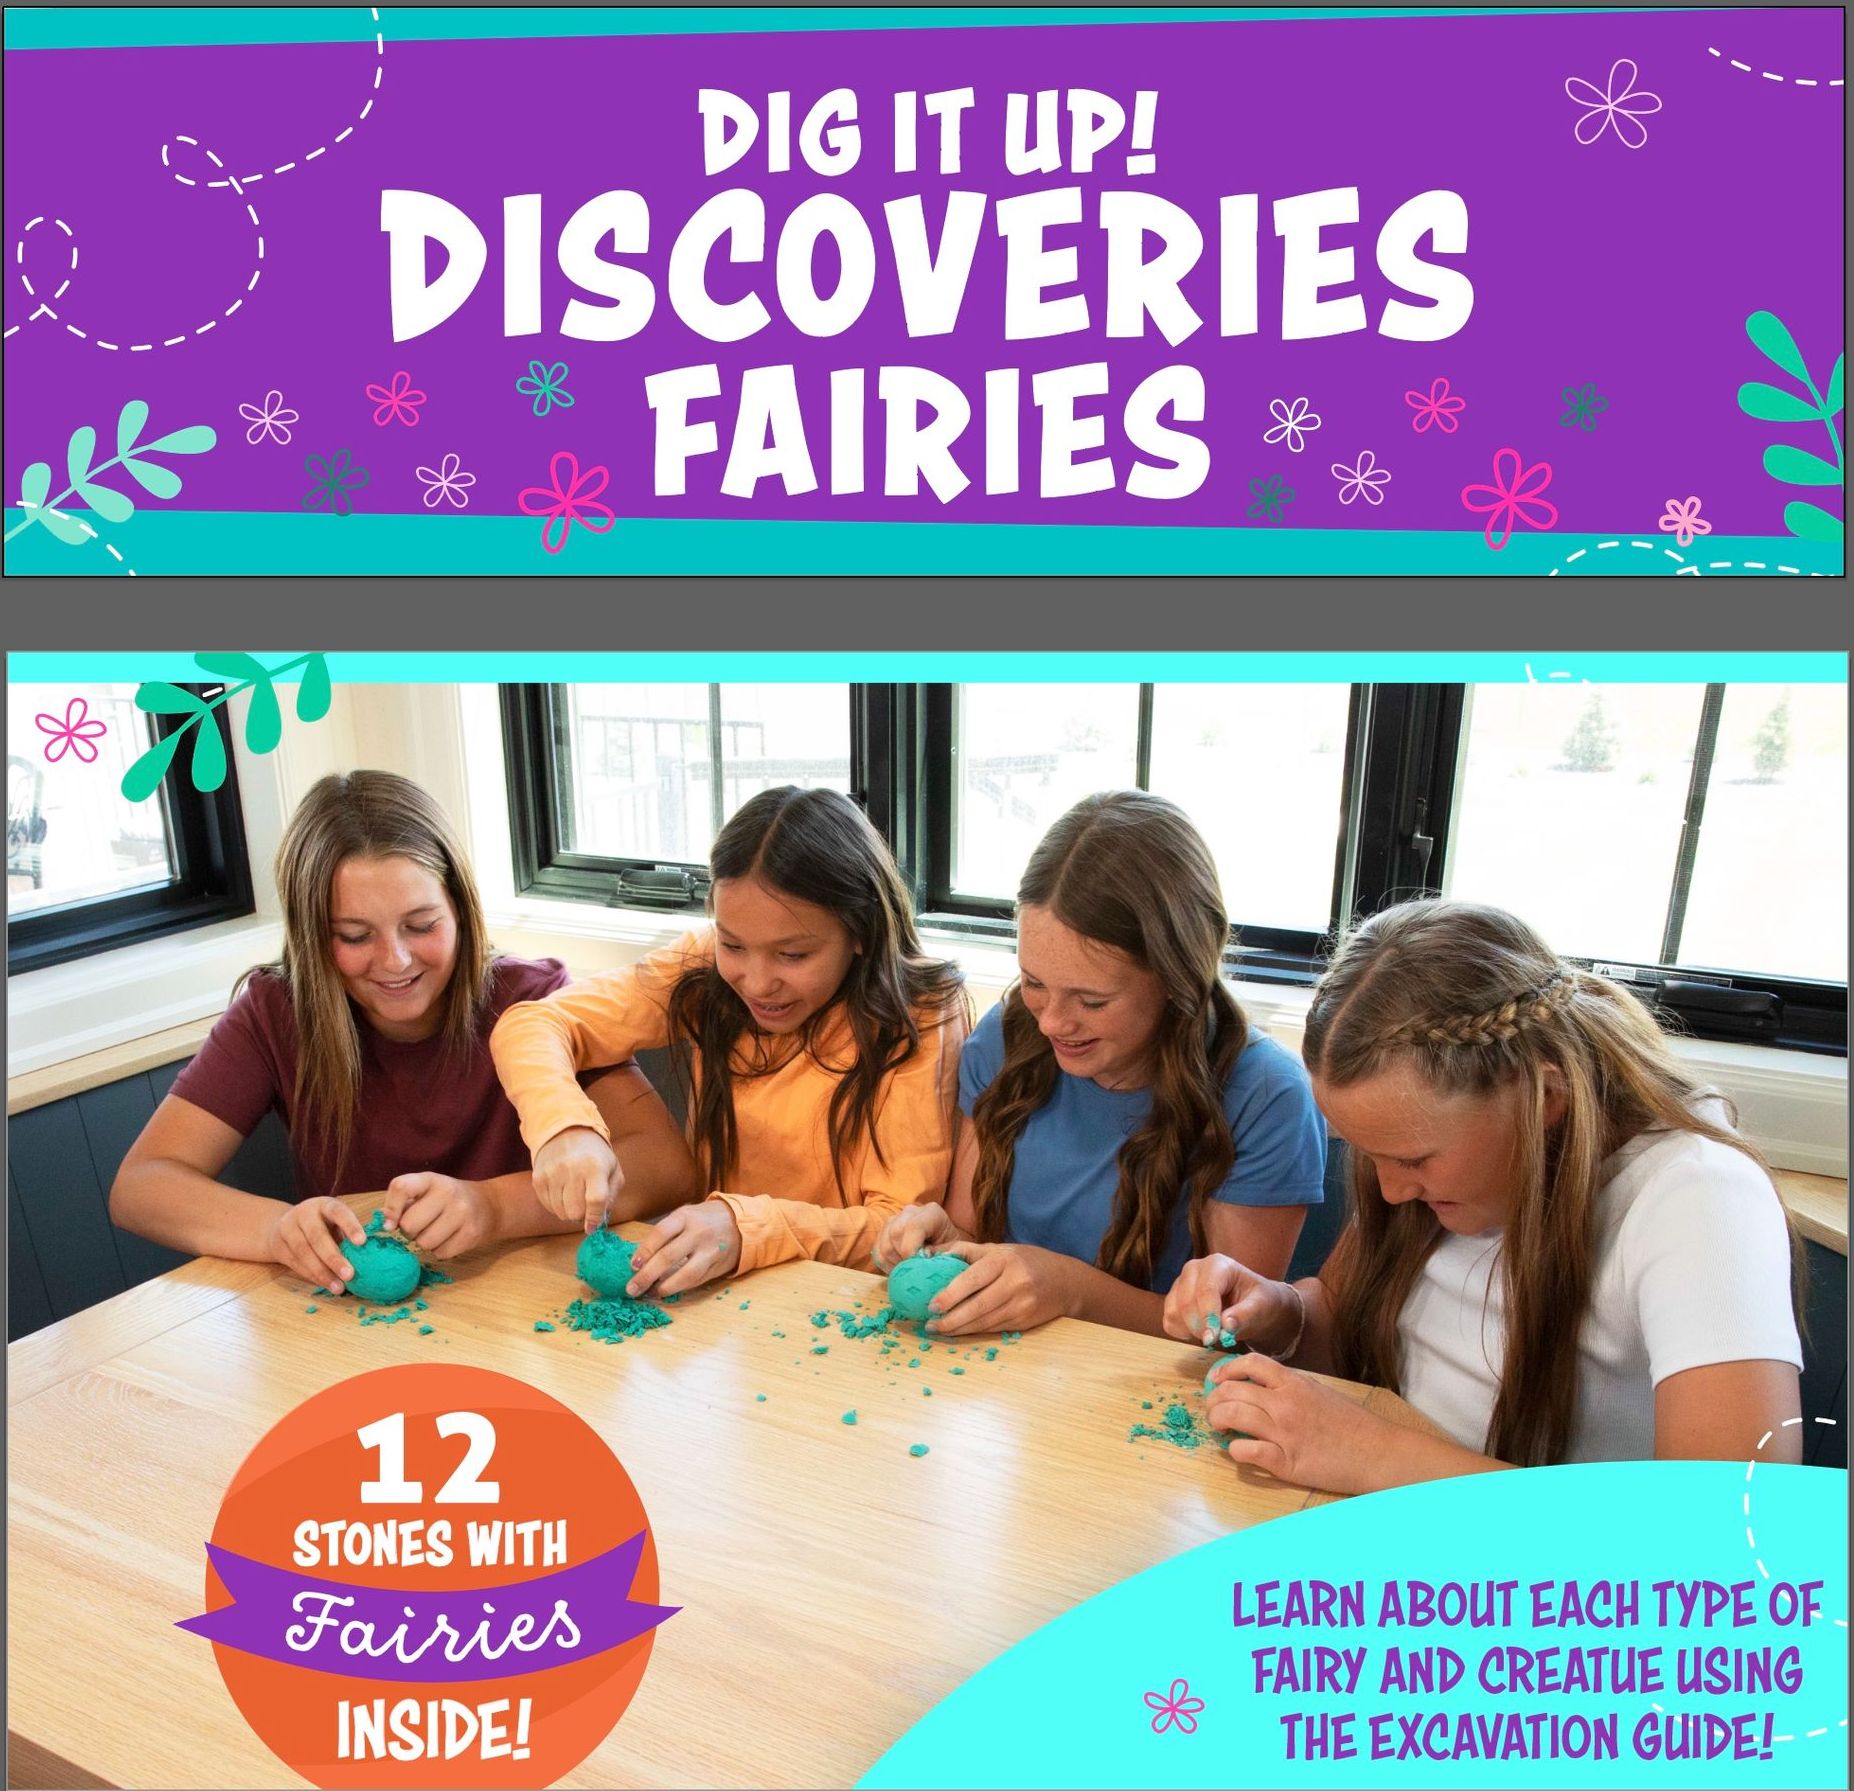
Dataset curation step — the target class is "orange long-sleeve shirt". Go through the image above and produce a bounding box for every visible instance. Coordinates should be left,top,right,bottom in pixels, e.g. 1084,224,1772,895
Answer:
489,930,967,1273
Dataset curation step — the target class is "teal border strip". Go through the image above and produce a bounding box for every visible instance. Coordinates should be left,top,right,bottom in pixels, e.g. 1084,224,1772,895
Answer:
3,6,1650,51
3,511,1840,578
9,652,1846,683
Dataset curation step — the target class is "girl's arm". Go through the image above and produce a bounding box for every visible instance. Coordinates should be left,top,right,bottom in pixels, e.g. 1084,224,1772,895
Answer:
1655,1360,1803,1463
708,1005,967,1275
110,1094,367,1290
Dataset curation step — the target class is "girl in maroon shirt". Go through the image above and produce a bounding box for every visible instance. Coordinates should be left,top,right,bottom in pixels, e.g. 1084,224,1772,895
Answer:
110,771,694,1294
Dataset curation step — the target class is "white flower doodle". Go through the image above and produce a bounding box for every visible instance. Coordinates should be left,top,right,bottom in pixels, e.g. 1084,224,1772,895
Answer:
239,389,298,446
1332,450,1392,506
1263,396,1322,453
1565,58,1663,149
415,452,477,510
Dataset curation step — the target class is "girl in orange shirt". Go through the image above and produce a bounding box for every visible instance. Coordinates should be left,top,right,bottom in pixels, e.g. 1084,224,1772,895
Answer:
491,786,970,1296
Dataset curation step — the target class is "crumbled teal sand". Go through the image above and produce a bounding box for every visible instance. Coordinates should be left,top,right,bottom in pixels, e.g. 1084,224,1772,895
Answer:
909,1443,930,1458
304,1304,318,1315
841,1410,857,1425
533,1321,554,1332
563,1291,673,1345
755,1393,767,1402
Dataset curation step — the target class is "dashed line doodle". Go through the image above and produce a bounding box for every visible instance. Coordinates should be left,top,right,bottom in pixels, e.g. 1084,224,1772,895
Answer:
11,503,137,574
4,7,383,352
1707,45,1844,87
1742,1417,1846,1745
1675,560,1827,576
162,7,385,189
1547,539,1686,574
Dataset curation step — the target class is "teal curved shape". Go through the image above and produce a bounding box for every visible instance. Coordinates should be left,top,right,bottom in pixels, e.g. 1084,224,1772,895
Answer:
861,1461,1848,1790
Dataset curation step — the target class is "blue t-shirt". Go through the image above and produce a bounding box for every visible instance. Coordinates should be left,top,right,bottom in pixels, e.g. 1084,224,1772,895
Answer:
957,1001,1326,1292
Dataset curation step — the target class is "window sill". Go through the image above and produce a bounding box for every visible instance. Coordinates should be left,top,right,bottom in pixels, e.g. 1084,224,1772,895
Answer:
7,895,1845,1188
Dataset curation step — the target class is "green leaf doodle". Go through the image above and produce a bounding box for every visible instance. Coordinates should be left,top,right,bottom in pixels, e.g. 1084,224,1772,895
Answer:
5,399,217,548
1736,311,1845,543
120,653,334,800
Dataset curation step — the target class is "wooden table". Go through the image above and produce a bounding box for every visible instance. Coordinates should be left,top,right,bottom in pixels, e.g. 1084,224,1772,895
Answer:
7,1223,1435,1790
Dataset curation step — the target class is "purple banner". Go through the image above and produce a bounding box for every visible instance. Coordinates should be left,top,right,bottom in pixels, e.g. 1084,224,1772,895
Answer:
3,7,1844,541
176,1534,677,1682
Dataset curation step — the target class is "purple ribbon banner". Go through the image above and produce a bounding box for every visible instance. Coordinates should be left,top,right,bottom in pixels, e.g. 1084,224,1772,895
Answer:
177,1533,677,1682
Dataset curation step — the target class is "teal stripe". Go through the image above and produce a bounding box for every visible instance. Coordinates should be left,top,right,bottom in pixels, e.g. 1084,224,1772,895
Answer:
4,509,1839,578
2,5,1660,51
10,652,1845,683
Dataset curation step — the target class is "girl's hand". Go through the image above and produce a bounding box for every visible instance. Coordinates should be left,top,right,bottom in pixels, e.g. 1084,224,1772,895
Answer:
533,1127,624,1232
267,1197,367,1294
872,1202,965,1271
624,1202,742,1299
923,1242,1074,1337
1163,1253,1298,1354
1205,1354,1392,1496
381,1173,496,1259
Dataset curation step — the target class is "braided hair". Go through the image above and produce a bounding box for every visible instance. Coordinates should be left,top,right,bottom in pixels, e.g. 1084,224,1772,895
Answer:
1302,900,1792,1468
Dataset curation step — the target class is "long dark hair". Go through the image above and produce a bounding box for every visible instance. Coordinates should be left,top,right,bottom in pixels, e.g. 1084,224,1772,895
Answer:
1304,899,1798,1468
970,791,1247,1287
666,786,966,1195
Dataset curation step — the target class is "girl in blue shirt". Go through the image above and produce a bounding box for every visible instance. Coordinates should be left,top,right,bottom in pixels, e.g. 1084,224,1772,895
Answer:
876,790,1324,1336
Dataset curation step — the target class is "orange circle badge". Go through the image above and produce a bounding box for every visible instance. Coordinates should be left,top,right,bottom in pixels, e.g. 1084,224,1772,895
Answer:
179,1364,674,1789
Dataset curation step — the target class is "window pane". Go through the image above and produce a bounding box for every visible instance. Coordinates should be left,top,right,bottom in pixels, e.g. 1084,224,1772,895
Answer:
559,684,849,864
951,684,1140,899
7,684,178,916
1443,684,1708,962
1679,685,1847,983
1147,685,1350,932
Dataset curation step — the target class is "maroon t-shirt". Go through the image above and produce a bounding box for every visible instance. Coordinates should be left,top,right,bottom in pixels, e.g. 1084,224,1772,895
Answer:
171,956,570,1199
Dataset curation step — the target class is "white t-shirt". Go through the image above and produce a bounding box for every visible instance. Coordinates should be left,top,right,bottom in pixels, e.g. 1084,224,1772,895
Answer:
1396,1112,1802,1462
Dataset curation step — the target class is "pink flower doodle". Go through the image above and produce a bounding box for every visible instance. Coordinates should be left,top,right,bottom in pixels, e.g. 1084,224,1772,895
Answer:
1143,1679,1205,1736
1406,377,1467,434
1658,495,1712,549
35,697,109,764
518,451,617,555
1460,448,1558,550
1564,58,1663,150
366,369,427,428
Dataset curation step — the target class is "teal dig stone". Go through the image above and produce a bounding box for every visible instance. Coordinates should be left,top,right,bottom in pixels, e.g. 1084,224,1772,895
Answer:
576,1228,639,1297
885,1252,968,1322
339,1229,421,1304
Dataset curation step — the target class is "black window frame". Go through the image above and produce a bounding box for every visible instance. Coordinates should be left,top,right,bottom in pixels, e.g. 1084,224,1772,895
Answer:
503,679,1845,1057
6,689,254,975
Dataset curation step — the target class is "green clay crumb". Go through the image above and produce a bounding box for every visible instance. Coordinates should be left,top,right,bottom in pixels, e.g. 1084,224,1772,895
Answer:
1218,1327,1239,1349
909,1444,930,1458
949,1367,966,1376
832,1306,895,1340
809,1311,830,1328
738,1300,751,1310
304,1304,318,1315
771,1328,785,1338
419,1324,435,1336
922,1386,933,1397
907,1358,921,1368
1140,1400,1154,1411
1128,1399,1231,1453
841,1410,857,1425
562,1288,673,1345
663,1292,681,1304
811,1345,829,1356
415,1299,428,1311
984,1347,998,1361
755,1393,767,1402
533,1321,555,1332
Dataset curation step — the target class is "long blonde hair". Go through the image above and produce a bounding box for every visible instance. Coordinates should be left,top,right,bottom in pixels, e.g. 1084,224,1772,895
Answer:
970,791,1247,1288
1302,899,1798,1468
248,771,493,1183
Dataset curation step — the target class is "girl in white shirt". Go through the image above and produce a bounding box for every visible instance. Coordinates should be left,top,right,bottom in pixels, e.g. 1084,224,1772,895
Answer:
1167,900,1805,1492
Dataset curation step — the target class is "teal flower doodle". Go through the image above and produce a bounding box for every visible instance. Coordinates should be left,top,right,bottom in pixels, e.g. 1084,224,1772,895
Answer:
1560,383,1609,431
302,450,370,517
516,360,574,418
1246,475,1295,522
